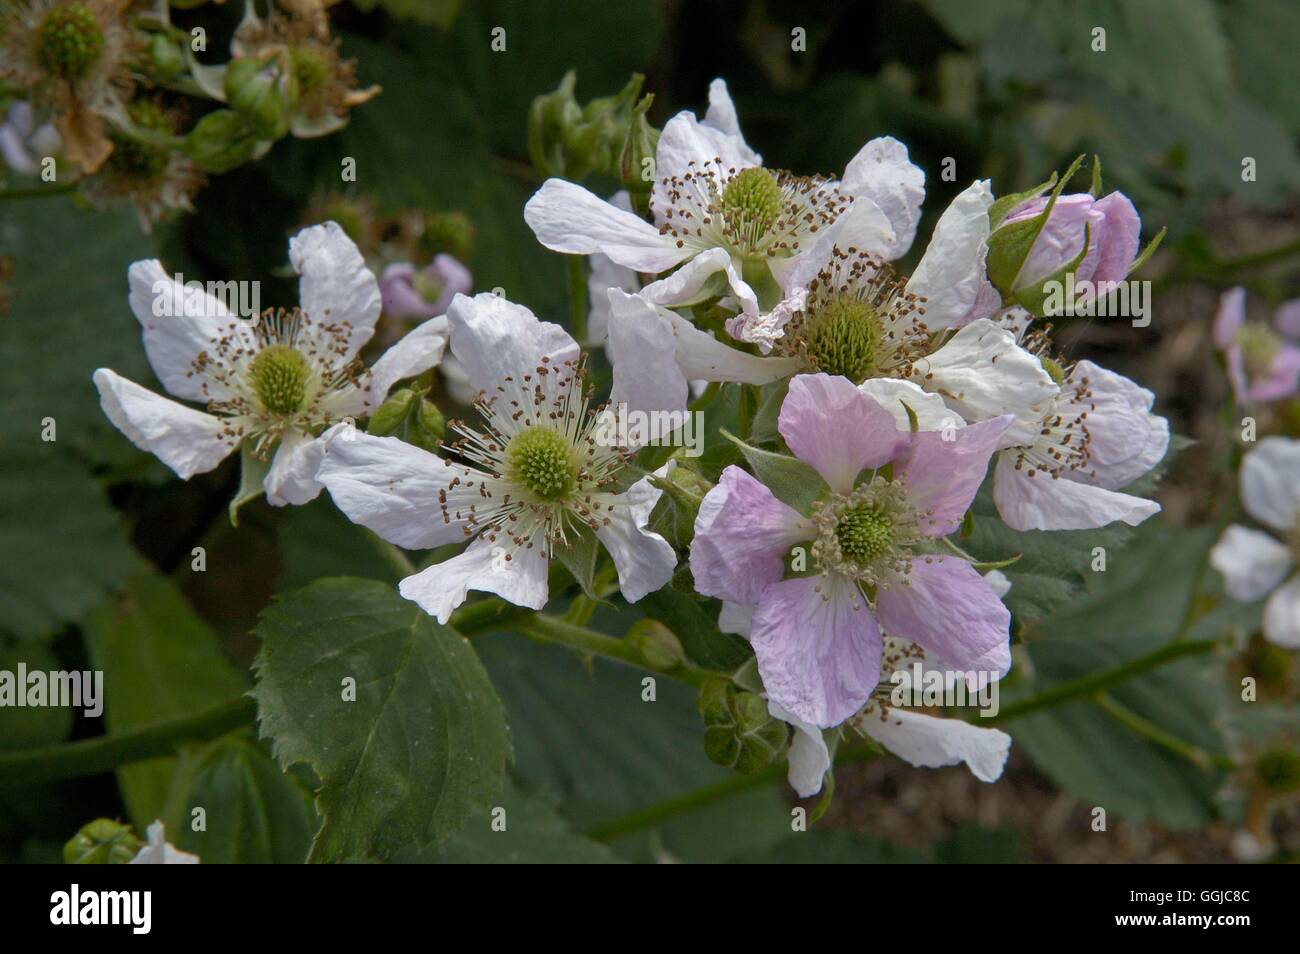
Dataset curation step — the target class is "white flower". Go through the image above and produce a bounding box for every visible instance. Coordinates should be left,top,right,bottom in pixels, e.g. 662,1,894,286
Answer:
992,357,1168,531
93,222,447,507
315,292,677,622
524,78,923,317
1210,437,1300,647
130,821,199,864
0,101,60,175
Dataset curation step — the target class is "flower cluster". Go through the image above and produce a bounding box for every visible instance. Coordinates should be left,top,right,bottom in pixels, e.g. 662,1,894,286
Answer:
94,78,1172,801
0,0,377,228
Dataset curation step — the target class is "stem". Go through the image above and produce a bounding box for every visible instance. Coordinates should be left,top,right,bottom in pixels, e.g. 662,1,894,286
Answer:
0,181,79,201
522,614,712,688
0,697,256,786
365,529,416,581
449,597,535,635
1093,692,1232,771
567,255,587,345
585,743,880,842
983,638,1219,725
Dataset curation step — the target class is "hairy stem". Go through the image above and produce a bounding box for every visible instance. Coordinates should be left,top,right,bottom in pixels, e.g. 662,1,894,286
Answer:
522,614,712,689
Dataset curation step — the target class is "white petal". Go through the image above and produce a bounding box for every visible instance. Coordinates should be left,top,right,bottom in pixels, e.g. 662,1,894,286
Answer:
1263,575,1300,649
264,429,325,507
992,451,1161,531
718,600,754,636
768,700,830,798
779,194,896,297
841,136,925,259
290,222,381,362
984,569,1012,599
640,247,758,315
130,821,199,864
365,315,449,410
1071,360,1168,490
653,108,757,199
446,292,578,394
607,289,797,417
858,706,1011,782
858,377,963,433
315,427,480,549
1241,437,1300,534
702,78,761,164
525,178,687,273
905,180,995,330
1210,524,1293,602
127,260,255,402
93,369,235,478
918,318,1058,425
595,478,677,603
399,537,549,624
585,191,642,346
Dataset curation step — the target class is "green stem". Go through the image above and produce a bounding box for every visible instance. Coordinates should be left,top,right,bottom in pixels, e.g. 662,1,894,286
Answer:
585,743,880,842
0,697,256,786
0,180,79,201
522,614,712,688
1093,692,1232,771
365,529,416,581
567,255,587,345
449,597,536,635
983,638,1219,725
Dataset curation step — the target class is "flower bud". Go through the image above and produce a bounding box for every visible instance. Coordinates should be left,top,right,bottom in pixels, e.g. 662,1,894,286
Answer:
618,94,658,207
367,387,444,452
224,57,291,141
527,72,648,181
627,619,685,670
64,818,142,864
182,109,263,173
697,678,788,774
146,34,186,83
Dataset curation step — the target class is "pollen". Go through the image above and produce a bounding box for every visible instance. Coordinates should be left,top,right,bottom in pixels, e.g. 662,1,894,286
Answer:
720,167,783,239
506,425,579,501
37,3,105,79
834,504,895,564
805,294,885,383
248,344,312,415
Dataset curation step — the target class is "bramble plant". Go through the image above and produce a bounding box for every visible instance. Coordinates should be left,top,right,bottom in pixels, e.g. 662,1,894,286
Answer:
2,1,1298,867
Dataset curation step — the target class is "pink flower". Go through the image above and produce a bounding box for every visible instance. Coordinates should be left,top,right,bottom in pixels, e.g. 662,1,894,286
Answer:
689,373,1014,728
999,191,1141,296
379,254,472,321
1213,287,1300,404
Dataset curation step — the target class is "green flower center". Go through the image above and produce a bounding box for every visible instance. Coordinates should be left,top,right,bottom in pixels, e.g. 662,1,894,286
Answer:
1040,355,1066,387
108,100,170,180
1237,324,1283,380
37,3,104,79
506,425,579,500
290,46,330,95
834,504,895,564
720,167,782,239
248,344,312,415
413,271,444,304
804,293,885,383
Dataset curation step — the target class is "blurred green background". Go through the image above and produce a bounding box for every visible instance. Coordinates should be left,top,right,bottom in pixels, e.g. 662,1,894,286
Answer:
3,0,1299,863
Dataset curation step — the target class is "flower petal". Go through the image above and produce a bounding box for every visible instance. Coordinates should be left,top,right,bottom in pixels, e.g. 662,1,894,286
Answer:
1241,437,1300,534
1213,286,1247,349
718,600,754,636
1274,298,1300,338
399,536,549,624
595,478,677,604
917,318,1059,426
690,465,813,605
653,108,757,199
992,450,1161,531
1210,524,1294,602
93,369,235,478
264,429,325,506
702,78,761,164
316,427,481,549
778,373,906,494
365,315,449,410
1070,360,1169,490
768,700,830,797
1263,574,1300,649
841,136,925,259
874,556,1011,682
898,415,1012,536
446,292,578,394
751,575,882,728
640,247,758,315
904,180,994,330
290,222,381,362
126,260,255,403
525,178,687,273
857,706,1011,782
858,377,963,433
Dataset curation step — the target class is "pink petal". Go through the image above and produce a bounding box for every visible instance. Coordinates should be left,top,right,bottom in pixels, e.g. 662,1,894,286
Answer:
778,373,906,494
1090,191,1142,285
897,415,1013,536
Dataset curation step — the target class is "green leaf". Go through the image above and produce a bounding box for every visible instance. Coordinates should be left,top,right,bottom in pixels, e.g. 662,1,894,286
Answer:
84,575,248,830
640,578,750,671
720,429,827,513
554,523,601,601
161,737,318,864
400,781,620,863
251,577,510,862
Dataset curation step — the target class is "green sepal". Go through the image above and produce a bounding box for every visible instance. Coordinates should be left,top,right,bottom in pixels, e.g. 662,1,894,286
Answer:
720,428,827,514
229,441,270,526
64,819,143,864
